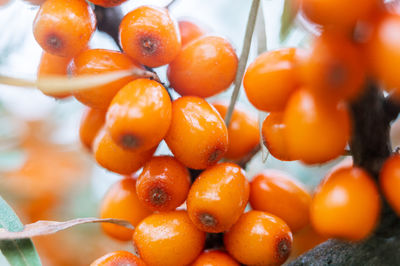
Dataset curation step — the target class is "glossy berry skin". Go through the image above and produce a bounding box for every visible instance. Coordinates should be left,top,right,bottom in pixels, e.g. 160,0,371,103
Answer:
301,32,365,102
71,49,143,110
119,6,181,67
106,79,171,152
90,251,146,266
187,163,249,233
37,51,72,99
165,97,228,169
136,155,190,211
100,178,152,241
224,211,293,266
93,128,157,175
262,112,292,161
311,167,381,241
133,211,206,266
192,250,239,266
88,0,127,7
79,108,106,150
212,102,259,160
33,0,96,58
284,89,351,164
167,36,238,98
380,155,400,216
243,48,300,112
249,170,311,233
178,19,206,46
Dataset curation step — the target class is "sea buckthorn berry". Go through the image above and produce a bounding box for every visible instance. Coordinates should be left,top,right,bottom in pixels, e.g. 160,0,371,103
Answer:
187,163,249,233
178,19,206,46
249,169,311,233
133,211,205,266
311,166,381,241
136,155,190,211
212,102,259,161
37,51,72,99
119,6,181,67
289,225,328,260
90,251,146,266
100,178,152,241
71,49,144,110
88,0,127,7
79,108,106,150
284,88,351,164
300,31,365,102
224,211,293,266
106,79,171,151
33,0,96,57
93,128,157,175
243,48,300,112
380,154,400,216
167,36,238,98
262,112,293,161
192,250,239,266
165,97,228,169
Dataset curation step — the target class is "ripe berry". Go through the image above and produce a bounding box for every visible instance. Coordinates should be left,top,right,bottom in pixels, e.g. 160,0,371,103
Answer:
106,79,171,152
136,155,190,211
212,102,260,160
284,89,351,164
178,19,206,47
33,0,96,57
119,6,181,67
192,250,239,266
100,178,152,241
187,163,249,233
133,211,206,266
90,251,146,266
79,108,106,150
289,225,328,260
380,154,400,216
165,96,228,169
249,169,311,233
88,0,127,7
224,211,293,266
243,48,300,112
167,36,238,98
93,128,157,175
311,167,381,241
71,49,144,110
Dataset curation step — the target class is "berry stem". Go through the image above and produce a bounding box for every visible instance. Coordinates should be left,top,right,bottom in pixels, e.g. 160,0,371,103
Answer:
165,0,178,9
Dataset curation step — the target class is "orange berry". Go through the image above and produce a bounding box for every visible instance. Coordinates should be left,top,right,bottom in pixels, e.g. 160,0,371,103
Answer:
212,102,259,160
88,0,127,7
261,112,293,161
106,79,171,151
311,166,381,241
79,107,106,150
224,210,293,266
167,36,238,98
178,19,206,46
136,155,190,211
71,49,144,109
90,251,146,266
37,51,72,99
284,89,351,164
300,31,365,102
165,96,228,169
380,154,400,216
33,0,96,57
187,163,249,233
289,225,328,259
243,48,300,112
133,210,206,266
93,128,156,175
100,178,152,241
249,170,311,233
192,250,239,266
119,6,181,67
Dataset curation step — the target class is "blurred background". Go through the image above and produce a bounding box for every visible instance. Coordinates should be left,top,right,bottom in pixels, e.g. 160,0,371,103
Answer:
0,0,380,265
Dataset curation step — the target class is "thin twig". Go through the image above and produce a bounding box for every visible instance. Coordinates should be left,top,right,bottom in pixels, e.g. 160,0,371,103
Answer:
256,2,267,55
165,0,178,9
224,0,261,126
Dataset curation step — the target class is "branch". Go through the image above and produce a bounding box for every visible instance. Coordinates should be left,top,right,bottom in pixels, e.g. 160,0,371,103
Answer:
94,6,123,49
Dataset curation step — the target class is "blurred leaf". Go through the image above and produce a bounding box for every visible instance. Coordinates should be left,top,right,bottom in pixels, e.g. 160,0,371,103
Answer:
280,0,298,43
0,196,41,266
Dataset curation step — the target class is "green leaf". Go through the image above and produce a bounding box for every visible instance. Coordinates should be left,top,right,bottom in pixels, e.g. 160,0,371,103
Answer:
0,196,41,266
280,0,297,43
